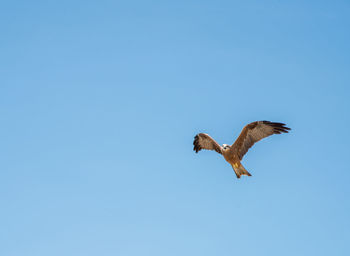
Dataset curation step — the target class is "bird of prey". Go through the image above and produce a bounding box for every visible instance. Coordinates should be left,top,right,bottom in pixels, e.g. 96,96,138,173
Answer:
193,121,290,178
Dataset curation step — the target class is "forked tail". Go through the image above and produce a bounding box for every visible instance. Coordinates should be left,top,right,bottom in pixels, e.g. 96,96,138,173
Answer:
232,162,252,179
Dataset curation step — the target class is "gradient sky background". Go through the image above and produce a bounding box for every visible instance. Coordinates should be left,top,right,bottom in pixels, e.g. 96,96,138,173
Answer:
1,1,350,255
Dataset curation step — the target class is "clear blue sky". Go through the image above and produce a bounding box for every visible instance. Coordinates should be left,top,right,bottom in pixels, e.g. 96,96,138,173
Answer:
1,1,350,255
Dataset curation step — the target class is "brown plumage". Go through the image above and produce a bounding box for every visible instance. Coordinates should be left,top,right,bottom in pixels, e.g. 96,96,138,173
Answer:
193,121,291,178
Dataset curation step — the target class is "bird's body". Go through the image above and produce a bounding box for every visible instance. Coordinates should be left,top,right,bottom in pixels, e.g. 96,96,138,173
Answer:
193,121,290,178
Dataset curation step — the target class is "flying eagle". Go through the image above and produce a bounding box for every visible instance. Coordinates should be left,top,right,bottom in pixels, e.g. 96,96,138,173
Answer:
193,121,290,178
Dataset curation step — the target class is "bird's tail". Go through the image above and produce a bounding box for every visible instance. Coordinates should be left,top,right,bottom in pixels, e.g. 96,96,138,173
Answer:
232,163,252,179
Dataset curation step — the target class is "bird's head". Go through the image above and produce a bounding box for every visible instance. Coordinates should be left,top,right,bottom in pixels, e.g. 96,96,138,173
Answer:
222,144,231,150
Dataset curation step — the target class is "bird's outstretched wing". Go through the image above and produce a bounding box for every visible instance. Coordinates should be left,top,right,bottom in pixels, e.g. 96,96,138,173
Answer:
230,121,290,160
193,133,223,154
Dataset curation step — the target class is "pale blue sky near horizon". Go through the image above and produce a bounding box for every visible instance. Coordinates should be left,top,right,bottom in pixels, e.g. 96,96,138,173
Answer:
1,1,350,255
